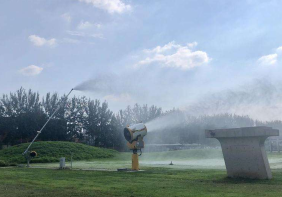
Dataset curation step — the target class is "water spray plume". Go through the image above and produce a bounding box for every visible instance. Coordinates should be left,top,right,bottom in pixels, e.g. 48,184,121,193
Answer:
23,88,75,155
146,110,187,132
73,74,121,93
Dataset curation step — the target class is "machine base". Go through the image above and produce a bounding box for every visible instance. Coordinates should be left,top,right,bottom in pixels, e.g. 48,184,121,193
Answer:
117,168,144,172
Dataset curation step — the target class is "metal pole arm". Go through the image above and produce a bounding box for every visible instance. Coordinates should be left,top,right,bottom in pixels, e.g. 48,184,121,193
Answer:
22,89,74,155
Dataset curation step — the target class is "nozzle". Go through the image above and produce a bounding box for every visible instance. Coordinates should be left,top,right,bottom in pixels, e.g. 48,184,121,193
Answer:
66,88,74,98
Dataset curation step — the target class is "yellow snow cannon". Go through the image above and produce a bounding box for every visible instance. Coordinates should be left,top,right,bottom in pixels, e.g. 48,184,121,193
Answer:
124,123,147,170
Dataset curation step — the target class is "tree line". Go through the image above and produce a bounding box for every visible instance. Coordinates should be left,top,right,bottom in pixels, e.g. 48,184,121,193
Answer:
1,88,282,150
0,88,162,150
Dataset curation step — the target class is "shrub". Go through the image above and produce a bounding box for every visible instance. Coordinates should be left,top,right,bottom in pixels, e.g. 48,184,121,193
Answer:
0,160,6,167
7,163,17,166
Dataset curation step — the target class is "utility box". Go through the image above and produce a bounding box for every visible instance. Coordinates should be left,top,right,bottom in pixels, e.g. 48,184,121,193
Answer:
206,126,279,179
59,157,66,169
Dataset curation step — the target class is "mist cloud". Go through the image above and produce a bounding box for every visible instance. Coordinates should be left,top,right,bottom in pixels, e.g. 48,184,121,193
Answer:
186,79,282,121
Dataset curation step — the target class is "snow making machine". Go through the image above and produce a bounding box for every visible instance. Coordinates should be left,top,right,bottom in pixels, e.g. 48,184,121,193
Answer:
123,123,147,170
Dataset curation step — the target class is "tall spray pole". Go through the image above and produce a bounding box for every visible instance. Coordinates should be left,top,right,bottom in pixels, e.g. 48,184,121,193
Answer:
22,88,74,155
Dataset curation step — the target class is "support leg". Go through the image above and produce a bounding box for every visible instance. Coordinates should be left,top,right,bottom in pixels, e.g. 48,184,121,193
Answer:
132,149,139,171
27,158,30,168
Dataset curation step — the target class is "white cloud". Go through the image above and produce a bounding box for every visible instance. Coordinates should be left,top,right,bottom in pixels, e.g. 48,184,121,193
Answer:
61,13,71,23
91,33,104,39
277,46,282,53
78,0,131,14
187,41,198,48
77,21,93,29
257,46,282,66
19,65,43,76
67,31,104,39
28,35,56,47
96,24,102,29
67,31,85,37
137,42,210,70
258,54,277,66
77,21,101,30
143,41,181,54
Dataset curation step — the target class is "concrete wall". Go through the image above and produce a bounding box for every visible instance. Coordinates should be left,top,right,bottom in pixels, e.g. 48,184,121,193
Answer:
206,126,279,179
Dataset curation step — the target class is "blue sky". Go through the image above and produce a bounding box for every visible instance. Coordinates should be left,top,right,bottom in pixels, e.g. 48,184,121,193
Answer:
1,0,282,112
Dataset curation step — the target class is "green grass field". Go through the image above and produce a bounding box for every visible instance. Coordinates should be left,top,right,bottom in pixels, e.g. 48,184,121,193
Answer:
1,168,282,197
0,141,117,164
1,143,282,197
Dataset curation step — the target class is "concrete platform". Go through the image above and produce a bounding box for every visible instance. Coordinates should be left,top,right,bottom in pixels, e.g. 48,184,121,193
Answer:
206,126,279,179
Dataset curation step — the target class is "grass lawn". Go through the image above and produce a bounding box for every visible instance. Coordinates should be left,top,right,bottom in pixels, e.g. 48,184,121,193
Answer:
0,141,117,164
0,167,282,197
1,148,282,196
